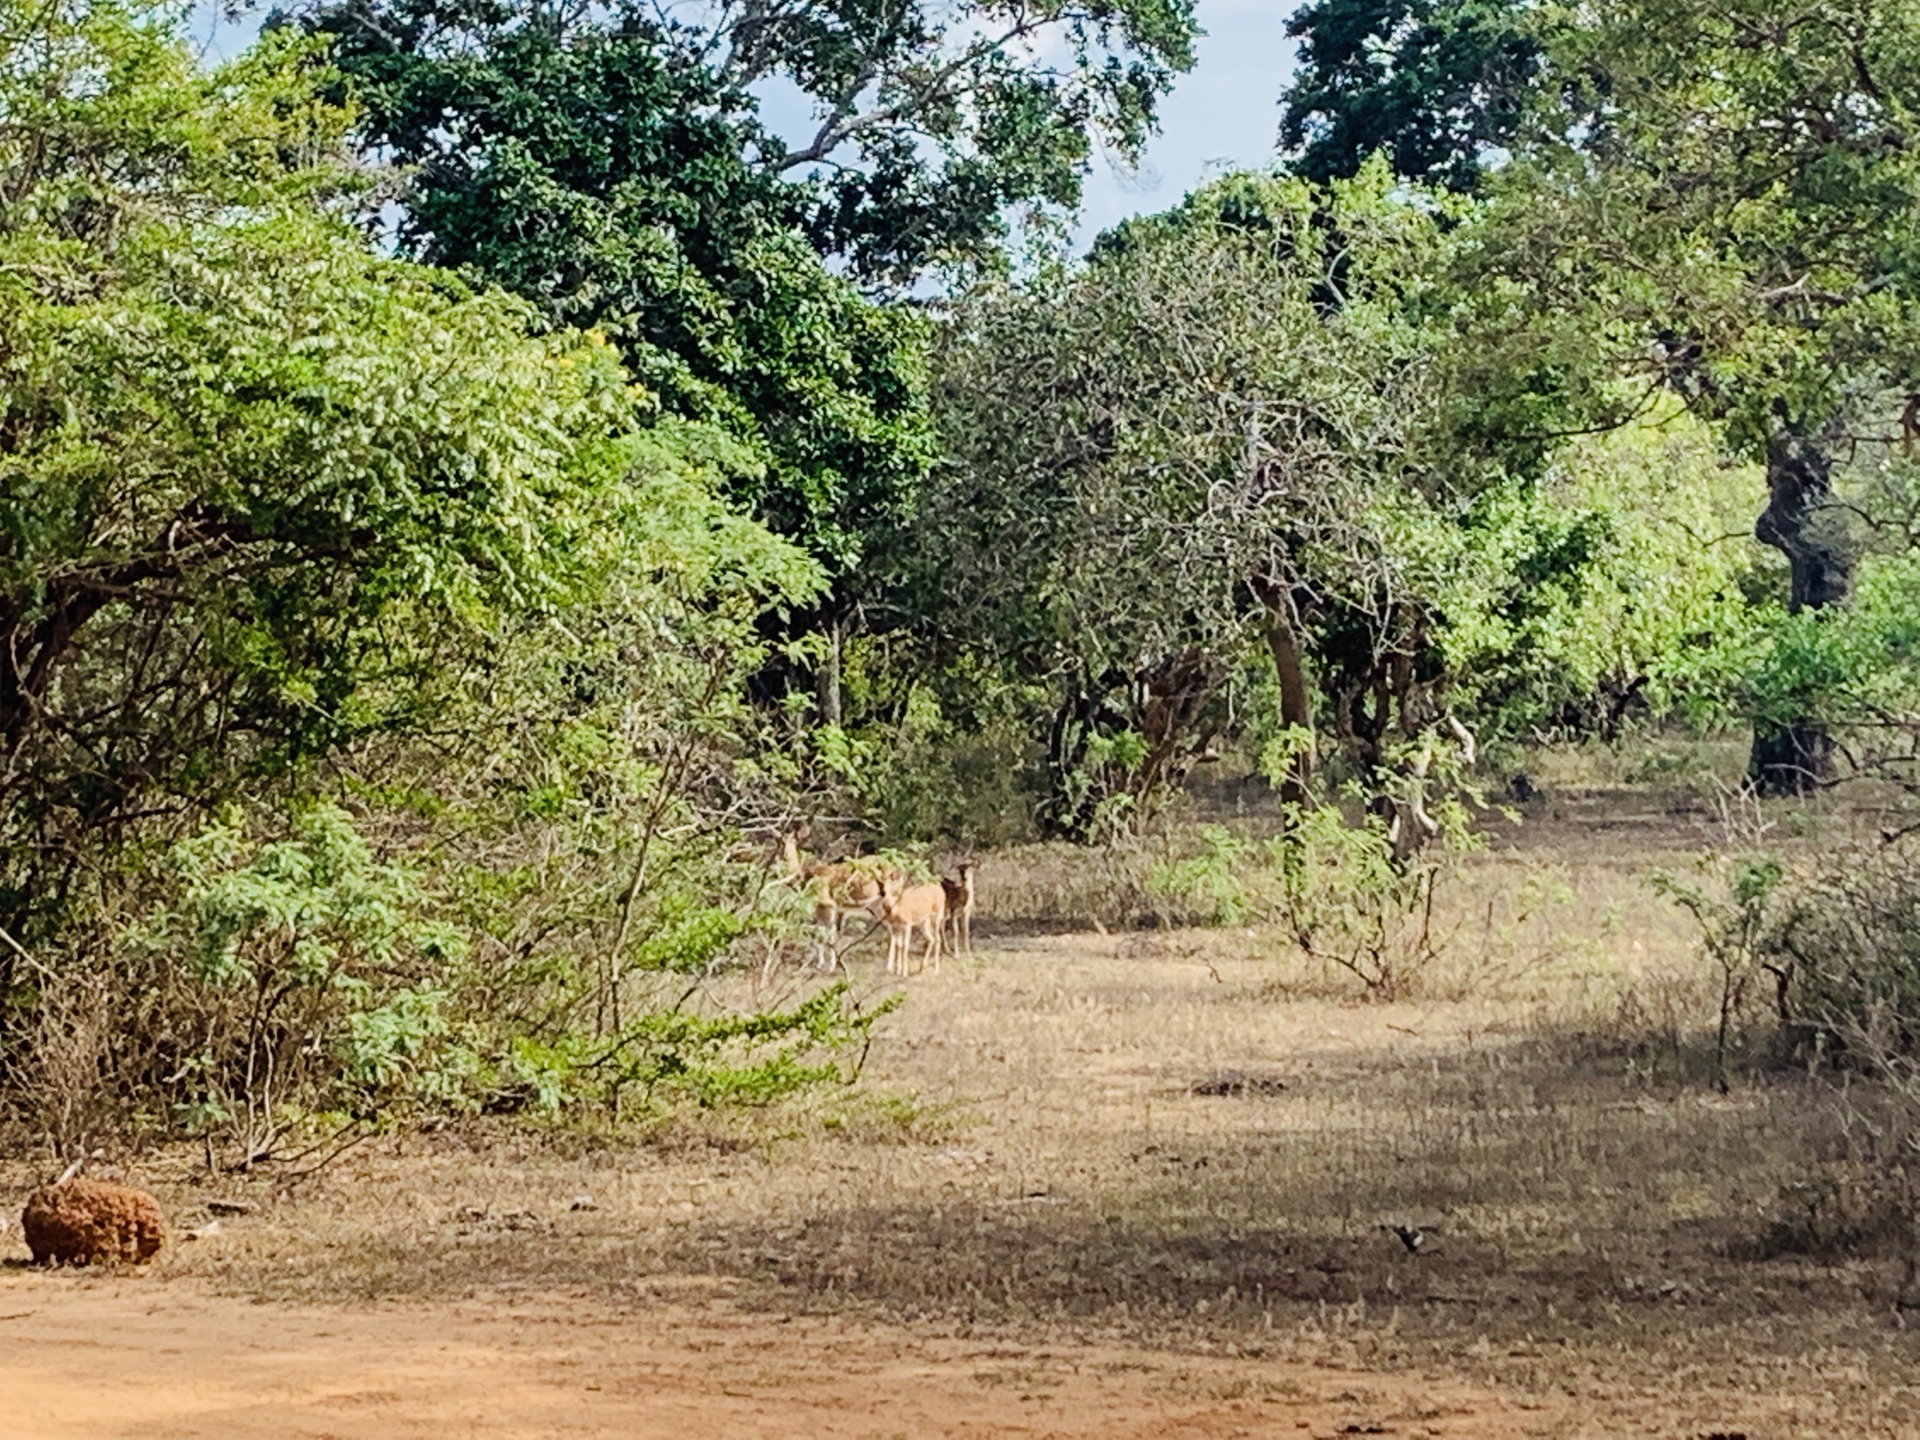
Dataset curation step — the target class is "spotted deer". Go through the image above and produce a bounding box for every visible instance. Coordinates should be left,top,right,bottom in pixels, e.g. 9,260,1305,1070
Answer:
782,830,897,971
878,869,947,976
941,860,977,959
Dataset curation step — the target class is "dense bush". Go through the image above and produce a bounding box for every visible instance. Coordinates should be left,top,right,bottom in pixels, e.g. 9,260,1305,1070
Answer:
0,1,882,1160
1761,838,1920,1068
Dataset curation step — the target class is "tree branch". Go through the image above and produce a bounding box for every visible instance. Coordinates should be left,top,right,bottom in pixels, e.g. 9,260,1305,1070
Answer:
0,501,259,759
764,15,1046,172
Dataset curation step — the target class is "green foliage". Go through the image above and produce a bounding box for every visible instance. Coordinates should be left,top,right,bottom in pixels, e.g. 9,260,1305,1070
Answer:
595,985,901,1110
1745,542,1920,749
1706,441,1920,787
161,803,456,993
313,5,936,582
1147,825,1258,928
824,647,1036,844
127,803,478,1149
1279,0,1920,781
1438,402,1779,740
0,0,667,930
108,800,892,1145
1279,0,1555,190
1448,0,1920,465
629,902,750,977
915,157,1768,835
1139,737,1487,999
921,163,1485,833
1142,801,1474,1000
309,0,1197,287
1267,803,1440,996
1547,0,1920,447
0,3,881,1154
305,0,1203,597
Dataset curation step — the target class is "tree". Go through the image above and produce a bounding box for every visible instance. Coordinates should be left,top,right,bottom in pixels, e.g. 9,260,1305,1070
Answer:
1278,0,1552,190
1502,0,1920,790
303,0,1198,288
0,0,808,939
301,13,934,596
917,158,1770,839
0,2,885,1147
292,0,1197,722
924,166,1487,838
1296,0,1920,790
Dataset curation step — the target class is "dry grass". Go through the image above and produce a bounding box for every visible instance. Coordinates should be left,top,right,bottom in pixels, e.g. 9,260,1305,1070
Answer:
8,776,1920,1435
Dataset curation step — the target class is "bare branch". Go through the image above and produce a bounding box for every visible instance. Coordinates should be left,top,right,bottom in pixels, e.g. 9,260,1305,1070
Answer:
764,15,1047,171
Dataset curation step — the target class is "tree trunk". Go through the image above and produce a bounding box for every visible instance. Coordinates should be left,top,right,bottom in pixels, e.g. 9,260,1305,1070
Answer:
1038,669,1131,840
1751,430,1850,795
1252,577,1314,806
1133,648,1227,803
817,615,843,728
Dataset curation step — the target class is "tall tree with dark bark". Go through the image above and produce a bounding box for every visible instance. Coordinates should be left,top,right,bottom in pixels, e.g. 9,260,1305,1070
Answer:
1529,0,1920,791
1292,0,1920,792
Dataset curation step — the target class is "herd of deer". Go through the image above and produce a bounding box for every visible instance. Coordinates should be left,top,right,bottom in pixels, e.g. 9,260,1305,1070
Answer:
781,830,976,976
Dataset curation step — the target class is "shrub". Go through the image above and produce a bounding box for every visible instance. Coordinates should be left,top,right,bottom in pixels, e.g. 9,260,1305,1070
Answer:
1649,786,1785,1091
1760,835,1920,1067
1737,833,1920,1299
10,803,894,1163
1142,803,1471,1000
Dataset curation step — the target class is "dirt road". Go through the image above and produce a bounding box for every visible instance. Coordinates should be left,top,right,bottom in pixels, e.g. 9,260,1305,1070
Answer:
0,1272,1542,1440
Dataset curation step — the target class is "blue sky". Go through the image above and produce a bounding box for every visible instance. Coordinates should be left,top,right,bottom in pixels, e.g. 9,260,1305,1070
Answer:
189,1,1299,247
1075,2,1298,243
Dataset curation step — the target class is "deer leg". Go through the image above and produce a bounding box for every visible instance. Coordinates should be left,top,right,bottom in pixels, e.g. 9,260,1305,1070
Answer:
813,898,837,972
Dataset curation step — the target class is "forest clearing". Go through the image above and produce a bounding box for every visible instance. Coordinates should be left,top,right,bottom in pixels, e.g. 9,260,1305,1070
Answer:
11,0,1920,1434
7,769,1920,1438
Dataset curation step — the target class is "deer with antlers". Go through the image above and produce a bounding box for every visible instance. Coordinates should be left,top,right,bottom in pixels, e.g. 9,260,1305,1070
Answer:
781,829,897,971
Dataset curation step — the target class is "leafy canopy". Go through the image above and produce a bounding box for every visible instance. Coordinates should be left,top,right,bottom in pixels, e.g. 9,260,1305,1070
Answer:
1278,0,1551,190
302,0,1197,286
304,3,935,581
924,165,1487,827
1523,0,1920,456
0,0,815,924
0,1,872,1146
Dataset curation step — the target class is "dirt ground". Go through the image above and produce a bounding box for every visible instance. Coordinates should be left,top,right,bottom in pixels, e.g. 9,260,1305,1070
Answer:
5,786,1920,1438
0,1276,1544,1439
